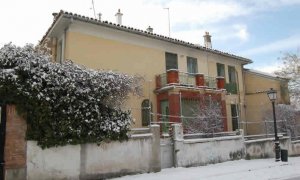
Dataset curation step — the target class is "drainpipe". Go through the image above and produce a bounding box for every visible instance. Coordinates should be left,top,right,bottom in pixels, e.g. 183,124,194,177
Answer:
242,65,248,135
0,103,7,180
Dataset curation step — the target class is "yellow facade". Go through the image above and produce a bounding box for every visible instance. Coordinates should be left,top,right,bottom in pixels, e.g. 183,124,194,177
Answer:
63,31,246,129
244,70,290,135
65,31,165,127
43,11,254,131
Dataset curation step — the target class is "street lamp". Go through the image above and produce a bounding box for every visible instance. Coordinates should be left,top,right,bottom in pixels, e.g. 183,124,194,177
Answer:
267,88,281,162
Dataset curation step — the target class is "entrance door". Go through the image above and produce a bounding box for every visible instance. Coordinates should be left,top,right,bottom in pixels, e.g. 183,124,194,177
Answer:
0,104,6,180
160,100,169,134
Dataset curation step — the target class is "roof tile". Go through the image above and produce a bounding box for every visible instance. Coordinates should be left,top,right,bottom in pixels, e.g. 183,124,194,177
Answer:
41,10,252,64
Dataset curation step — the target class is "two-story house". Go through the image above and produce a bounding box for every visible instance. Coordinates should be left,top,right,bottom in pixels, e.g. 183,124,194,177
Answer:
41,10,252,132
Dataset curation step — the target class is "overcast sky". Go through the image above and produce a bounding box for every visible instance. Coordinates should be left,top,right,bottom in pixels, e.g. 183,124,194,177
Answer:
1,0,300,73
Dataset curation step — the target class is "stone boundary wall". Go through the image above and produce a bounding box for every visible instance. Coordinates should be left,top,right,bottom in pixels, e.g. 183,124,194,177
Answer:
26,125,160,180
245,137,300,159
171,124,245,167
4,105,300,180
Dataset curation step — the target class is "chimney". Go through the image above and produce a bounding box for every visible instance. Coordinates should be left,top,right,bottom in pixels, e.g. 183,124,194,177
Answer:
52,12,58,20
98,13,102,21
115,9,123,25
146,26,153,33
203,31,212,48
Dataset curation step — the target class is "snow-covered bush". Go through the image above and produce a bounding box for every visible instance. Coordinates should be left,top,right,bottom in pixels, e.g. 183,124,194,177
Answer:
0,43,142,148
263,104,299,138
182,94,224,136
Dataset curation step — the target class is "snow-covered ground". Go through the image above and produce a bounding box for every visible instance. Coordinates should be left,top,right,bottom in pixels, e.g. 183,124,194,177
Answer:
113,157,300,180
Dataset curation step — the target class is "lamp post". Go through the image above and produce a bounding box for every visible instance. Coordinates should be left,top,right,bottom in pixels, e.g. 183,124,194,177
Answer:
267,88,281,162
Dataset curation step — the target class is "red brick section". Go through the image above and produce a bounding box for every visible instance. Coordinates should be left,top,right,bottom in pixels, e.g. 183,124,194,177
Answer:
168,93,181,123
156,90,228,131
216,77,225,89
4,105,27,169
195,74,205,87
167,70,179,84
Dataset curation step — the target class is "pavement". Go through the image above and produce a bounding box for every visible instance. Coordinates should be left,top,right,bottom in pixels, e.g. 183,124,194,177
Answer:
113,157,300,180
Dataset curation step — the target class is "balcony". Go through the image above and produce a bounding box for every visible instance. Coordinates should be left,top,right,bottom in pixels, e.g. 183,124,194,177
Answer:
155,69,225,90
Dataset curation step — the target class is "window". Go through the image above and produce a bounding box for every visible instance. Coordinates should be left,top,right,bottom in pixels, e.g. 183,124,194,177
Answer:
217,63,225,77
141,99,152,126
187,57,198,74
181,99,199,118
165,52,178,70
225,66,238,94
228,66,236,83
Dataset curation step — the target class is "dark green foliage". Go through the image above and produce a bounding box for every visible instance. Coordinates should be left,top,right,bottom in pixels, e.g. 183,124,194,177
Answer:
0,44,140,148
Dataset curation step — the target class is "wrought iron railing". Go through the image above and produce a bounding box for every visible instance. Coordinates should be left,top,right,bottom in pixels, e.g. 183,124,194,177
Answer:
205,76,217,89
156,71,218,89
178,72,196,86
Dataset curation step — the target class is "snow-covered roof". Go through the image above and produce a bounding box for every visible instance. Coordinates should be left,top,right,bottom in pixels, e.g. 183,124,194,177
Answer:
41,10,252,65
244,68,289,81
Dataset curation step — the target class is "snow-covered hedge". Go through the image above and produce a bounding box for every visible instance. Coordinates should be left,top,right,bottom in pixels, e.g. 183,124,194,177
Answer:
0,44,142,148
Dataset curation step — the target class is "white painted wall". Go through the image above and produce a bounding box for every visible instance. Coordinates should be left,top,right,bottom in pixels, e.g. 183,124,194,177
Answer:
82,139,152,176
245,137,290,159
26,125,161,180
176,137,245,167
290,140,300,156
27,141,81,180
160,138,174,169
25,124,300,180
172,124,245,167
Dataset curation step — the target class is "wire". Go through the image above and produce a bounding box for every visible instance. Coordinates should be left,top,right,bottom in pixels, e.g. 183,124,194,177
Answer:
91,0,97,19
150,112,228,119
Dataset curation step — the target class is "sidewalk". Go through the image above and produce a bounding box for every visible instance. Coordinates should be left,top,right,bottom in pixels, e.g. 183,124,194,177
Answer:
113,157,300,180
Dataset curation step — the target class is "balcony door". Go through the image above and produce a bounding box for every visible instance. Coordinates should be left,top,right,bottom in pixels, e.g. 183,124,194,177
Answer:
227,66,238,94
160,100,169,134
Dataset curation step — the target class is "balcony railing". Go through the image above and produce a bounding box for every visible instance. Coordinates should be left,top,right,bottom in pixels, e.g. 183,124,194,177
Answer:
205,76,217,89
155,69,225,90
179,72,196,86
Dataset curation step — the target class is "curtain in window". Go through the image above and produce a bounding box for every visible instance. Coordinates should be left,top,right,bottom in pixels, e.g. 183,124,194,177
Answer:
187,57,198,74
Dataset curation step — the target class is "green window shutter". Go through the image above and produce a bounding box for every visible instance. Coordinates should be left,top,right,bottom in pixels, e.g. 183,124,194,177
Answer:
165,52,178,70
